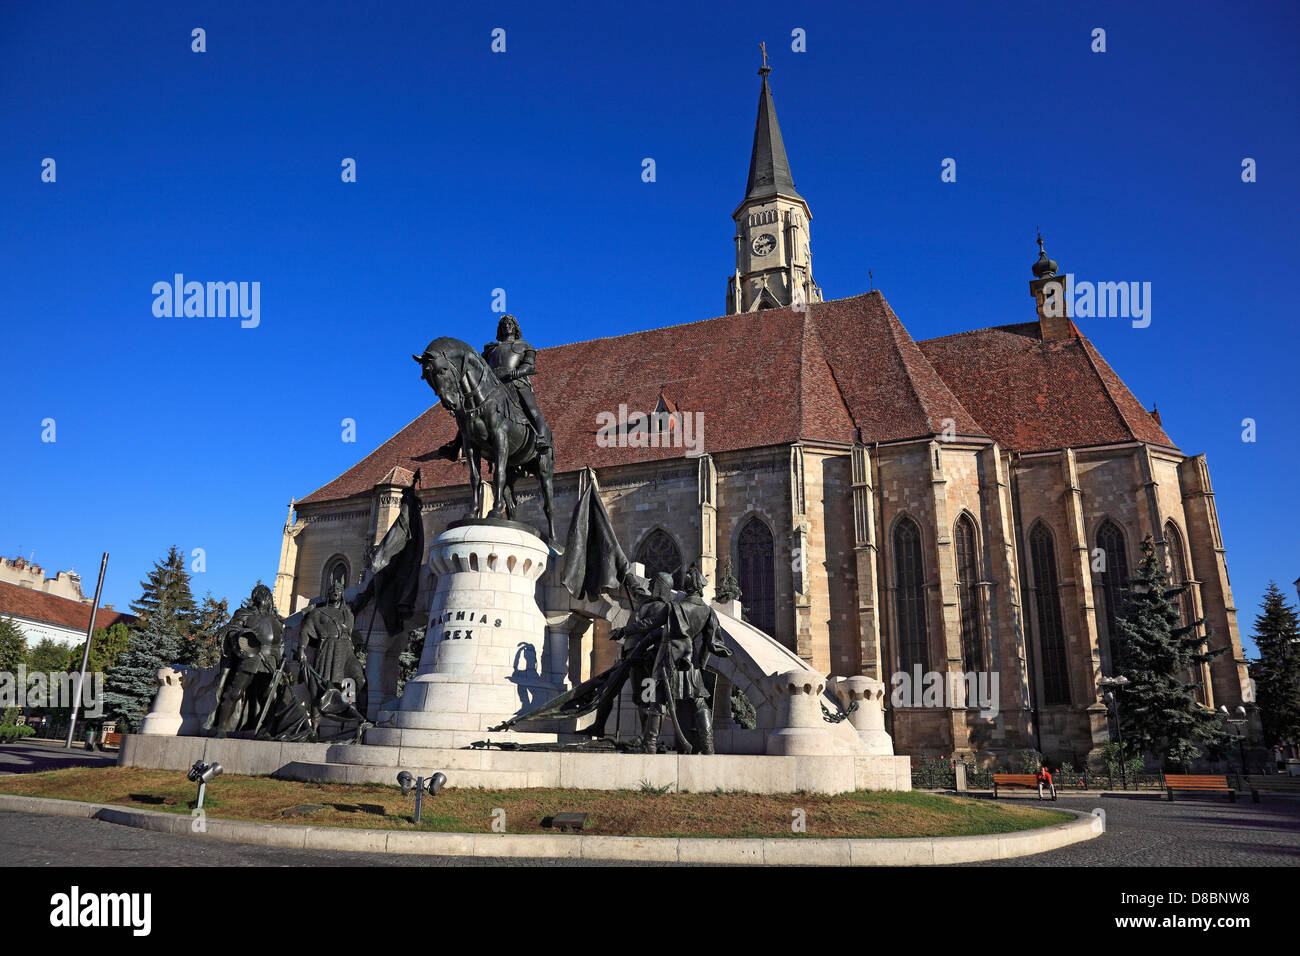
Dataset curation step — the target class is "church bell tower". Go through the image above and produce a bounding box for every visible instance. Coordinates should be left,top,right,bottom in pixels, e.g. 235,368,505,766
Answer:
726,50,822,315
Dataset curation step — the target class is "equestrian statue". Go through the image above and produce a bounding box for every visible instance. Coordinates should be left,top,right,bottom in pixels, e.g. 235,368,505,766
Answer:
412,314,558,544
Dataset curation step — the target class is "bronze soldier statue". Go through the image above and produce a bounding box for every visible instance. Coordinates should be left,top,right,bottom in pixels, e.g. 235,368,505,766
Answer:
298,579,369,738
644,565,731,755
206,584,286,738
481,314,552,453
603,572,674,751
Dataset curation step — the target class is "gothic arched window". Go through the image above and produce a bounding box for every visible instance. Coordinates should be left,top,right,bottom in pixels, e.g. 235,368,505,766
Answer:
736,517,776,637
1165,521,1205,703
1164,521,1195,625
1029,523,1070,706
954,514,983,672
893,516,929,675
636,529,683,590
321,554,350,597
1095,520,1130,651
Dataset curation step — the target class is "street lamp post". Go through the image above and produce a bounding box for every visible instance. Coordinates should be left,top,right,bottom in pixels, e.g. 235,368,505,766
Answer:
1099,675,1131,789
65,552,108,749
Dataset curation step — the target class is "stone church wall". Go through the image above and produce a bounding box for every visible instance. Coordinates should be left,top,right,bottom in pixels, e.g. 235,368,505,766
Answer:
1010,452,1097,760
288,506,371,612
280,435,1250,769
873,441,947,755
806,449,858,678
715,447,795,650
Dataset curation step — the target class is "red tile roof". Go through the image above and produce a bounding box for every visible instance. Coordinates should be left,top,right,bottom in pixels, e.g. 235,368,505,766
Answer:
300,301,863,504
0,581,136,635
918,322,1176,453
298,293,1176,505
812,293,987,443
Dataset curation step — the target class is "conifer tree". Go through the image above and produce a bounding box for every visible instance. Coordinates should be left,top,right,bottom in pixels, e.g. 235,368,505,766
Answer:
1251,582,1300,747
103,593,184,731
1110,535,1225,770
129,546,199,638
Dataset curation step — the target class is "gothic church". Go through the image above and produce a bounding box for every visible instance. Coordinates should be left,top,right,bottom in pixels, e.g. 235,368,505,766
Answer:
272,64,1251,763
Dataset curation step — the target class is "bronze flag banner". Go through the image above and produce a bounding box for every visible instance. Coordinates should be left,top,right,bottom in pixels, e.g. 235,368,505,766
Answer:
560,478,632,602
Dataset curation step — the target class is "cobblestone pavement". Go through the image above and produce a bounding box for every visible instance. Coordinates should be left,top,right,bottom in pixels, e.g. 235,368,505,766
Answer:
974,794,1300,866
0,740,117,776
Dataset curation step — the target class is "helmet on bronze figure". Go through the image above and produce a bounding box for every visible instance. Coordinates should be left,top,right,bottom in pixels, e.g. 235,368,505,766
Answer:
651,572,674,602
250,583,274,609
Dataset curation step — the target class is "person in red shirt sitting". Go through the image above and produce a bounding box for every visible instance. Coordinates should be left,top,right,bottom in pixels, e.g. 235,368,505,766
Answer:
1036,764,1057,800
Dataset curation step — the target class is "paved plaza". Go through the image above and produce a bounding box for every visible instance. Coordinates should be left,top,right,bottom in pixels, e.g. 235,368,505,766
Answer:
1,736,1296,867
0,739,117,777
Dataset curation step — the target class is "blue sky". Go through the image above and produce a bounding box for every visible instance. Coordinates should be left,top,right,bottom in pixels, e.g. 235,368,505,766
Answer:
2,1,1296,655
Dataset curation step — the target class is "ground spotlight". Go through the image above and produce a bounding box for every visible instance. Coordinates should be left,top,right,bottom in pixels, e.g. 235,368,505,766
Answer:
187,760,223,810
397,770,416,797
396,770,448,823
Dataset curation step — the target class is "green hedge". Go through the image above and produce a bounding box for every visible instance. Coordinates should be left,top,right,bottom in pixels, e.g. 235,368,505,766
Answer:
0,722,36,743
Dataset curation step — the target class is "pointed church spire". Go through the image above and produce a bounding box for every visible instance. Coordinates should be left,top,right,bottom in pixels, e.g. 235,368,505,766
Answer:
726,49,820,315
743,51,803,205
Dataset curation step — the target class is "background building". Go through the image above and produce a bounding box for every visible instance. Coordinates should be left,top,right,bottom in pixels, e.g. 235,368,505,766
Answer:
0,557,91,605
0,580,133,648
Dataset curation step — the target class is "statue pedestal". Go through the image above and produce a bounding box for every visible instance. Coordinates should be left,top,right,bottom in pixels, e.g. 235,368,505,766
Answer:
366,519,572,749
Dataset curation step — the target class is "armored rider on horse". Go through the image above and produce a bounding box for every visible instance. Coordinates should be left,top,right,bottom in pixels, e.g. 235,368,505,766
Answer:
412,314,559,545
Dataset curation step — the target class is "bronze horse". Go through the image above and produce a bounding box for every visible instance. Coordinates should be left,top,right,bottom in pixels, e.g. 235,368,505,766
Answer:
412,337,558,544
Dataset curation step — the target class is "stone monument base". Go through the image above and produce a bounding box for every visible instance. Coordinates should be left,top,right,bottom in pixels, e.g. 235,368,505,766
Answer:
117,734,911,795
375,519,569,747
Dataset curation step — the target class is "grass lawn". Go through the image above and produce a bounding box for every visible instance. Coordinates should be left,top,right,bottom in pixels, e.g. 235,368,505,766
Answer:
0,767,1072,838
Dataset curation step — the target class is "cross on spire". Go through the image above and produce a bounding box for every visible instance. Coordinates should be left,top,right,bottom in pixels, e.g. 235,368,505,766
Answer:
759,41,770,75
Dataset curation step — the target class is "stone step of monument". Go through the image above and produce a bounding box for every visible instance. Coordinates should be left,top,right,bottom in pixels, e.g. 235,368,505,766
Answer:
364,725,586,750
117,735,913,795
401,672,568,688
383,708,572,734
276,759,539,789
269,748,913,794
383,711,502,732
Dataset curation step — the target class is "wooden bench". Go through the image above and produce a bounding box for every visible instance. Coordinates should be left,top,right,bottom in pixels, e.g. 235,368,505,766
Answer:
1164,774,1235,802
1243,775,1300,803
99,732,123,751
993,773,1055,799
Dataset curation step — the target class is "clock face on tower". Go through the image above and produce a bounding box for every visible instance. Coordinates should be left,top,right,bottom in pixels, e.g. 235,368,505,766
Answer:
751,232,776,256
